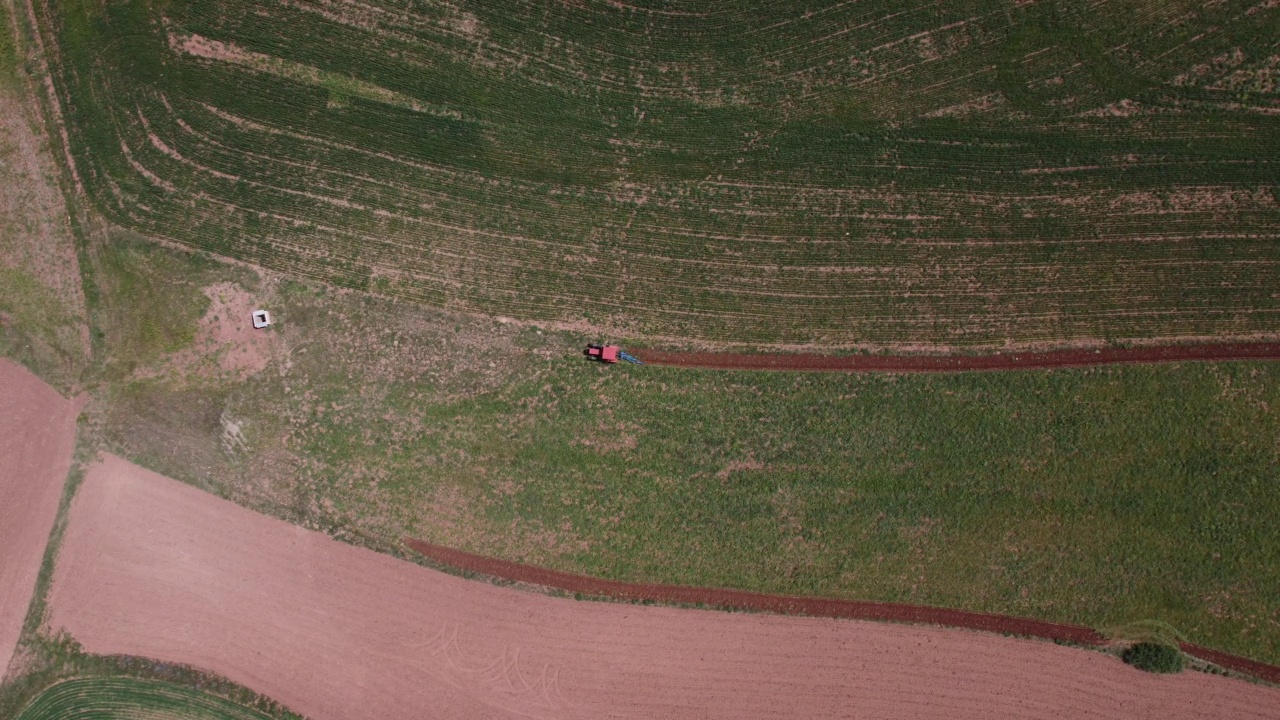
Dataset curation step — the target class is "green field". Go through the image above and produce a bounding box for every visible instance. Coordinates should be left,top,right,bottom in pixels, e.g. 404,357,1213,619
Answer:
15,677,278,720
32,0,1280,347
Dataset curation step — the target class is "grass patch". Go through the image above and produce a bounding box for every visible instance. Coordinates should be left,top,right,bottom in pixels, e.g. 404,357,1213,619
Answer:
0,0,18,92
0,266,83,384
0,0,90,390
1103,618,1186,648
91,231,228,378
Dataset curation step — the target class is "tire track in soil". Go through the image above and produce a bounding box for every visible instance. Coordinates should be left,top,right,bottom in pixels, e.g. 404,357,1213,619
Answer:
1180,643,1280,685
404,540,1280,685
403,540,1104,645
631,342,1280,372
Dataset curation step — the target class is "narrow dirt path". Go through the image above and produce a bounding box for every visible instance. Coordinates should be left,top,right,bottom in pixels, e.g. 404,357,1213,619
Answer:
632,342,1280,372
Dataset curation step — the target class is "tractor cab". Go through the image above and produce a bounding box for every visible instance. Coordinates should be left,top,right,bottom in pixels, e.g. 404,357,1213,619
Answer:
584,344,643,364
584,343,621,363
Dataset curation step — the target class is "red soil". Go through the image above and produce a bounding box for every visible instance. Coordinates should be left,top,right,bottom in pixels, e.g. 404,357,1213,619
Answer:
0,360,82,678
48,454,1280,719
408,540,1280,686
405,540,1105,645
633,342,1280,372
1180,643,1280,686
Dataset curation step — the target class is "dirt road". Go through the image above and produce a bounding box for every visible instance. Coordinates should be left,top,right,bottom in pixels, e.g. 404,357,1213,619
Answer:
48,454,1280,719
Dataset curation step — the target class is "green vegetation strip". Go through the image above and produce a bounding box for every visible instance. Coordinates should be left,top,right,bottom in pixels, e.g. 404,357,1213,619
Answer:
16,677,277,720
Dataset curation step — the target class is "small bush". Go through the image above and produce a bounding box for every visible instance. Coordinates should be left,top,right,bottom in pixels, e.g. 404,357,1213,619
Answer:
1122,642,1185,673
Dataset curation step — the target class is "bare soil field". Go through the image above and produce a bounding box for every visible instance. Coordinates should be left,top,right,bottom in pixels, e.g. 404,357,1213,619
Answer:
633,342,1280,372
48,454,1280,719
0,359,82,679
407,539,1280,685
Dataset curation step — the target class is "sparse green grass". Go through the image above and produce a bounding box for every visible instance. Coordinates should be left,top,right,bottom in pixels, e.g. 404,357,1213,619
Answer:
0,266,83,381
303,358,1280,666
31,0,1280,348
1103,618,1186,648
0,0,17,91
0,0,89,390
92,231,222,378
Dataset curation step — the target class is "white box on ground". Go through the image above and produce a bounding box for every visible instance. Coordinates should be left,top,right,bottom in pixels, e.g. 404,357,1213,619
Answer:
252,310,271,329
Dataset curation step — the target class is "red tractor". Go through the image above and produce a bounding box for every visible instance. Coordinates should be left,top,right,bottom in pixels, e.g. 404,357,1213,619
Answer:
584,344,643,364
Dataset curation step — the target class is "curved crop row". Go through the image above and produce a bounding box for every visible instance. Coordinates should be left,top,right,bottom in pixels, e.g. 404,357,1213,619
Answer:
32,0,1280,347
16,677,277,720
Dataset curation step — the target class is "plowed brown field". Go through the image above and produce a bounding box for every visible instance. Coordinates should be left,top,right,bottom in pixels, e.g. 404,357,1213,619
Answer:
48,454,1280,719
633,342,1280,372
0,359,82,678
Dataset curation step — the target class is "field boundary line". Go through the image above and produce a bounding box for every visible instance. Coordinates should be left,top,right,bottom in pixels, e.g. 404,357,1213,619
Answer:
404,539,1280,684
403,539,1106,645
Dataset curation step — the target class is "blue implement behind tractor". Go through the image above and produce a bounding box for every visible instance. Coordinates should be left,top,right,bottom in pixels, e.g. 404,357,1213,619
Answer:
584,344,644,365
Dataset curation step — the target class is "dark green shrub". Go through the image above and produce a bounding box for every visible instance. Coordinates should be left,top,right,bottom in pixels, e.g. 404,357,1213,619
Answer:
1122,642,1185,673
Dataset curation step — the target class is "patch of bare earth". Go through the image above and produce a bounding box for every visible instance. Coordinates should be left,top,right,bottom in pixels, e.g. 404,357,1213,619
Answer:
0,359,82,679
168,30,467,120
48,454,1280,719
922,92,1006,118
156,282,277,379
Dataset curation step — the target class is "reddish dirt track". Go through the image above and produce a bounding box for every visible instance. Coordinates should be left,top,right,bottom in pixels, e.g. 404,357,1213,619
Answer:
48,454,1280,720
0,360,82,679
405,540,1105,646
407,541,1280,686
1179,643,1280,686
632,342,1280,372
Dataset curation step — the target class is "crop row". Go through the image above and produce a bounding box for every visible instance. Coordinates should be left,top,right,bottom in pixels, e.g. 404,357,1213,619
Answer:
16,677,277,720
34,0,1280,346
